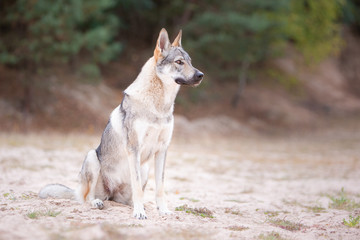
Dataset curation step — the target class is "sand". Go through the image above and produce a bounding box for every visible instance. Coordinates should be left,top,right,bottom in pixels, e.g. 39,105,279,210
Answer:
0,125,359,240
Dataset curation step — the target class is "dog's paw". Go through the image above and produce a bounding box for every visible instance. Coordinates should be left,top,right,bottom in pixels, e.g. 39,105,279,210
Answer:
91,199,104,210
156,198,172,216
133,211,147,220
158,208,173,216
133,203,147,220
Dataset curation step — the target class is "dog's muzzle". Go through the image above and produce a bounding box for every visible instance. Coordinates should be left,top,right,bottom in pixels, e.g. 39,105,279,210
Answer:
175,71,204,86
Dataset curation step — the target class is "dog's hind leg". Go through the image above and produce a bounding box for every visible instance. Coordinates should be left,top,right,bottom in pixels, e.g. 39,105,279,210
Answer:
77,149,104,209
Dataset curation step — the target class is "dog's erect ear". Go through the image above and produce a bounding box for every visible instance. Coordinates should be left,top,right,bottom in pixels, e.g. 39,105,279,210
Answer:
154,28,170,61
172,30,182,47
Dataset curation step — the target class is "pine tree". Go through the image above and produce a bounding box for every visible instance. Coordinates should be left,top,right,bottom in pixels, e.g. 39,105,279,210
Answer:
185,0,289,106
0,0,122,73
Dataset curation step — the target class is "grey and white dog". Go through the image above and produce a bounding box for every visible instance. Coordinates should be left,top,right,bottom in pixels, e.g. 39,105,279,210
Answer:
39,28,204,219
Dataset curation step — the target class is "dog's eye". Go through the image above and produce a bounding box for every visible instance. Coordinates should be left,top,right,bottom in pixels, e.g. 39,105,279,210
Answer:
175,60,184,65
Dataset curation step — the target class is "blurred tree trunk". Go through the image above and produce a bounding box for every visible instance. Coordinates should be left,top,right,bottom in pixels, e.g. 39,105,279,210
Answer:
20,62,34,132
178,0,196,26
231,61,250,108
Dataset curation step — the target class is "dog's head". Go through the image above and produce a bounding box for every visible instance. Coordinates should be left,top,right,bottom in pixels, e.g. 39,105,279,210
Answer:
154,28,204,87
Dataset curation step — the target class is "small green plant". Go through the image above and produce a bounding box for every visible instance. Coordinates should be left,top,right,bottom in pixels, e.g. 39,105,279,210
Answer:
264,211,280,218
3,192,16,201
27,211,39,219
268,218,305,232
258,231,288,240
26,209,61,219
328,188,360,211
175,204,214,218
343,215,360,228
21,193,35,200
46,210,61,217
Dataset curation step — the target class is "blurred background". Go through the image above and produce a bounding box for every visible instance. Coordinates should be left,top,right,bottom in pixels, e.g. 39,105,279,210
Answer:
1,0,360,134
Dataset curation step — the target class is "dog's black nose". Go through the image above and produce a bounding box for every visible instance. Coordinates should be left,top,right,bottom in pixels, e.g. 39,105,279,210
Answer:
196,71,204,80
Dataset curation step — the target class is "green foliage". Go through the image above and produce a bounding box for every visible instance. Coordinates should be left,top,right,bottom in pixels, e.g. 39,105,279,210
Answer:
328,188,360,211
0,0,121,71
343,215,360,228
342,0,360,32
26,212,39,219
184,0,346,82
185,0,289,80
284,0,343,63
3,192,16,200
0,0,357,88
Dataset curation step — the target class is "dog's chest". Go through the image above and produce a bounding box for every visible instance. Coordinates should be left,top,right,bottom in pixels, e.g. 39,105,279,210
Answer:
134,118,173,163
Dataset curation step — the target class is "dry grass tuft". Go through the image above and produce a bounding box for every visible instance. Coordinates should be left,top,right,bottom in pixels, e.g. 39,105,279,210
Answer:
227,225,249,231
268,218,305,232
175,204,214,218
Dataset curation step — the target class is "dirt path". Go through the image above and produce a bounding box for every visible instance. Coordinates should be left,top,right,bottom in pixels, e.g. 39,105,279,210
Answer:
0,126,359,240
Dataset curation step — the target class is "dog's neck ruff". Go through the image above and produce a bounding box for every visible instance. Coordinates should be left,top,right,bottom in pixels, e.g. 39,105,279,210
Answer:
124,57,180,115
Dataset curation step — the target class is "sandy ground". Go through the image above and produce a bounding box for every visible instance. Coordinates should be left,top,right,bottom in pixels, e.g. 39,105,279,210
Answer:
0,123,360,240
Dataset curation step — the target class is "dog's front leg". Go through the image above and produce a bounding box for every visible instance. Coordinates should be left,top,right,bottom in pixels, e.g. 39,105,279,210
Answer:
155,150,172,215
128,151,147,219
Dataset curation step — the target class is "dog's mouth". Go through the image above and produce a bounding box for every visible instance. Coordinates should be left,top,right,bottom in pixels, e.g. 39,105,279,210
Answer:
175,78,202,86
175,76,202,87
175,71,204,86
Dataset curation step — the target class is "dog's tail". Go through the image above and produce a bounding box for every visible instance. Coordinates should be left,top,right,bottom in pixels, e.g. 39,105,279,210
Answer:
38,184,75,200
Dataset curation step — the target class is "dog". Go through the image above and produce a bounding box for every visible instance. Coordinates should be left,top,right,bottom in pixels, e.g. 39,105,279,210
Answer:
39,28,204,219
